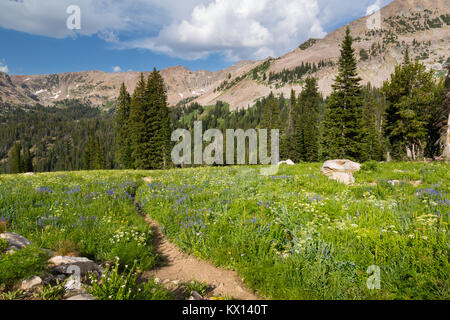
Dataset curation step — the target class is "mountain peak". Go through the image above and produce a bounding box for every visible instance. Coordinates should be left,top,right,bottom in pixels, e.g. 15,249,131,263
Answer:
1,0,449,109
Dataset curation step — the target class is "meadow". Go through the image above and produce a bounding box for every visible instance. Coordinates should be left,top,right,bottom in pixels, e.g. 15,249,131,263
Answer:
0,162,449,300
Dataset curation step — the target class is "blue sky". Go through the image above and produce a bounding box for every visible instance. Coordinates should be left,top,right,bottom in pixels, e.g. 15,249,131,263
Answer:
0,0,392,75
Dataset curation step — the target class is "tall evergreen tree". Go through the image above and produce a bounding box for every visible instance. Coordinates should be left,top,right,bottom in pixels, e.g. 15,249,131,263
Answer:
129,70,172,170
442,63,450,158
129,73,150,169
115,83,133,169
360,84,384,161
22,145,34,172
261,93,281,159
291,92,305,163
8,142,22,174
321,27,364,161
299,77,321,162
151,69,172,169
283,89,297,160
383,51,443,159
83,129,106,170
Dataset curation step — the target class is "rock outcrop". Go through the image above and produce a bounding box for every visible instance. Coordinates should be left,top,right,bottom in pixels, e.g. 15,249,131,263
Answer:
49,256,101,277
321,159,361,185
0,232,32,251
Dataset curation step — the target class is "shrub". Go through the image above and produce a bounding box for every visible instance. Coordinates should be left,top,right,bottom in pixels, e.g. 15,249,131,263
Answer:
361,160,379,172
0,289,26,300
181,280,210,298
0,220,7,233
0,246,49,285
0,238,8,253
134,279,175,300
107,241,159,271
87,259,139,300
34,281,65,300
87,258,173,300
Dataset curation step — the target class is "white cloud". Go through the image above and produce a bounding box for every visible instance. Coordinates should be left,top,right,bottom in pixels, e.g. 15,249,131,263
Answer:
126,0,327,61
0,0,161,38
0,60,9,73
113,66,122,72
0,0,394,62
0,65,9,73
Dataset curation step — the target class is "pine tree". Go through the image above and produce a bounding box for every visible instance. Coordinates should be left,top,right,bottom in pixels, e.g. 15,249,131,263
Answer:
383,51,442,160
261,93,280,130
82,129,106,170
360,85,384,161
151,69,172,169
403,46,410,66
321,27,364,161
22,145,34,172
441,64,450,158
291,92,304,163
261,93,281,160
8,142,22,174
129,70,172,170
283,89,297,159
300,77,321,162
115,83,133,169
129,73,150,169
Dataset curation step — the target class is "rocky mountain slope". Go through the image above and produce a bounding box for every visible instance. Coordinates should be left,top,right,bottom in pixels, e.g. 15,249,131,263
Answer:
0,0,449,110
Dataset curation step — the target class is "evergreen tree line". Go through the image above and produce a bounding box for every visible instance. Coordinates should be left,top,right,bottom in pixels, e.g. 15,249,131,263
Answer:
1,28,447,173
171,27,447,164
0,101,115,174
114,68,172,170
6,142,33,174
268,60,334,84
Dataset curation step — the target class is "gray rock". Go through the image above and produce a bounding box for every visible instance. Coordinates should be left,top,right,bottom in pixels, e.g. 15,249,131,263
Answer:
21,276,42,291
64,276,82,291
43,274,66,286
188,291,203,300
49,256,101,276
66,293,96,300
321,160,361,185
0,232,31,249
56,274,67,282
330,172,355,185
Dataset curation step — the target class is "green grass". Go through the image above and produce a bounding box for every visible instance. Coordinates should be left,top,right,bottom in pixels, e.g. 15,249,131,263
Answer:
137,162,449,300
181,280,210,298
1,163,449,299
0,171,159,272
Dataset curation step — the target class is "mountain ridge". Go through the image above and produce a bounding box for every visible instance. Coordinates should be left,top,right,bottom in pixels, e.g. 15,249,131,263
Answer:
1,0,449,109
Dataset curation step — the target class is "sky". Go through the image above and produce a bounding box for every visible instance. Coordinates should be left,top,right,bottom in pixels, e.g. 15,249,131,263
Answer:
0,0,393,75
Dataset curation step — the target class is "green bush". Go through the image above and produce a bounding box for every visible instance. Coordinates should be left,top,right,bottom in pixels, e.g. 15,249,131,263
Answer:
134,280,175,300
34,281,65,300
181,280,209,298
107,241,158,271
0,246,49,285
361,160,379,172
87,259,139,300
87,259,173,300
0,238,8,253
0,289,26,300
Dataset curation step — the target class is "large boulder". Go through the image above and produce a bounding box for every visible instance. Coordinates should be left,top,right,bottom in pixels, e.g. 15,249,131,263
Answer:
0,232,31,249
49,256,101,277
321,160,361,185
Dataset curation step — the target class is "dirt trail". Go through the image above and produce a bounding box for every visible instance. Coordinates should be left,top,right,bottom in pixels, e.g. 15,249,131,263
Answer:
140,177,262,300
